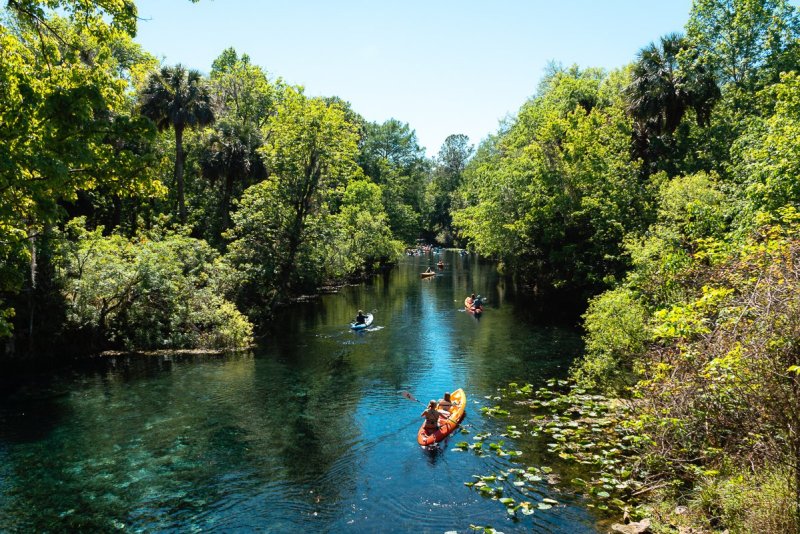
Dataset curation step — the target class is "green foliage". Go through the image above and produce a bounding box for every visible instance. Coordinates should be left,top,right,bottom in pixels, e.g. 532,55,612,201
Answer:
199,118,267,233
0,11,163,339
209,47,283,129
573,288,649,393
139,64,215,223
327,180,404,276
57,218,252,350
424,133,473,243
626,32,721,175
732,72,800,223
686,0,800,90
357,119,429,242
453,66,650,295
226,88,364,310
683,468,799,534
6,0,140,38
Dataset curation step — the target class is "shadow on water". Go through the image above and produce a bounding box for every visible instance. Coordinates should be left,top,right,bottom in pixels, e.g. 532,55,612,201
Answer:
0,250,598,533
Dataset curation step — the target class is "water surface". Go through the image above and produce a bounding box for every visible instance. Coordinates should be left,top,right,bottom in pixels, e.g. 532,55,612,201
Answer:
0,251,596,533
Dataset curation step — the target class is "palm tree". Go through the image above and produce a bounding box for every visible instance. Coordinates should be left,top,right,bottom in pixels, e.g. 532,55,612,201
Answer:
140,64,214,223
199,119,267,231
627,33,689,137
626,33,720,166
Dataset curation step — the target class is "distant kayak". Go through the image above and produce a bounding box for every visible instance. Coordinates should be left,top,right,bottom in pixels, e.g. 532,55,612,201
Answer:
350,313,373,330
417,388,467,446
464,296,483,315
420,271,436,278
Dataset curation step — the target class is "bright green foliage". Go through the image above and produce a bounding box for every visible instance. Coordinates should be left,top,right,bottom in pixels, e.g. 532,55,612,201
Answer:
573,288,650,393
624,172,729,306
0,11,163,337
578,172,730,391
227,88,363,309
327,180,404,276
686,0,800,89
5,0,139,38
454,66,649,295
632,215,800,503
357,119,429,243
656,172,728,241
424,134,473,244
210,47,283,129
733,72,800,221
57,218,252,350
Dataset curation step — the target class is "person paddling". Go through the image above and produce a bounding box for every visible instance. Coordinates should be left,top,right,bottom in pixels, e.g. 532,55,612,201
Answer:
355,310,367,324
421,400,447,433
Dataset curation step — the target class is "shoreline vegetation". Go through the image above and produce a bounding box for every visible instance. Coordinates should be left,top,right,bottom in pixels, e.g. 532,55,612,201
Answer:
3,0,800,531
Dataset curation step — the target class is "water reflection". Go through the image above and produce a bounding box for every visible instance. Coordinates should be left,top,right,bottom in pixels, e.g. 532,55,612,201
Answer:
0,251,596,533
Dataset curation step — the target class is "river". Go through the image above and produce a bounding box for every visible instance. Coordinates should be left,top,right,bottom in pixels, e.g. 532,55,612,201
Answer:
0,250,599,533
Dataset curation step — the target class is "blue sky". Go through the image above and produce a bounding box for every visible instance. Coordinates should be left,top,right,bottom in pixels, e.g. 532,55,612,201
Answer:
134,0,694,156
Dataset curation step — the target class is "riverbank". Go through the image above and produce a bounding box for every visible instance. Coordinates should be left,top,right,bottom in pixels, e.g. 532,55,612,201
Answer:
487,379,798,534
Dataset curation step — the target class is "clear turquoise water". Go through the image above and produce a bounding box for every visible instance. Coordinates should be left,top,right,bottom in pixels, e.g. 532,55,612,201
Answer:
0,251,598,533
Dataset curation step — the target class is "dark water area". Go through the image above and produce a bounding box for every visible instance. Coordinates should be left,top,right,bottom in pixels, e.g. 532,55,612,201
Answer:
0,251,598,533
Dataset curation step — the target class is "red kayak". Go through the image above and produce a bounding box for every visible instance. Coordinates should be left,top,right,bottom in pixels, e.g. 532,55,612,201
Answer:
417,388,467,446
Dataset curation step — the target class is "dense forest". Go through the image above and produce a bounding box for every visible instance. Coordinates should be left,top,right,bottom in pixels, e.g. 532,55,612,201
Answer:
0,1,474,357
3,0,800,531
449,1,800,531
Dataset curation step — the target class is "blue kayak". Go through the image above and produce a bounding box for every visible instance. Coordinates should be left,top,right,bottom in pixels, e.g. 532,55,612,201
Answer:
351,313,374,330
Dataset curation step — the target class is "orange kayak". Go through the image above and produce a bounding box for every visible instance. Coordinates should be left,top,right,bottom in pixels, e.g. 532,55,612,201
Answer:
417,388,467,446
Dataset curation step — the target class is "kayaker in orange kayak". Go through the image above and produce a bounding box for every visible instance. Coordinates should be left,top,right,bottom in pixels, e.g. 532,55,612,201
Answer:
421,400,448,432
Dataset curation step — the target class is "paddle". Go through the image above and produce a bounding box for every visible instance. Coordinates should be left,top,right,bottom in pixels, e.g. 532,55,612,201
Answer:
401,391,423,404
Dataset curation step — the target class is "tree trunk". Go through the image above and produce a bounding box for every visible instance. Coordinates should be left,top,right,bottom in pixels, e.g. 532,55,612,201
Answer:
111,195,122,231
221,173,234,232
175,126,186,224
275,154,321,301
28,231,37,355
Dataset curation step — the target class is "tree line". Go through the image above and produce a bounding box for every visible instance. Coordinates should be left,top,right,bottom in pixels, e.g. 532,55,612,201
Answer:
0,1,474,357
448,0,800,530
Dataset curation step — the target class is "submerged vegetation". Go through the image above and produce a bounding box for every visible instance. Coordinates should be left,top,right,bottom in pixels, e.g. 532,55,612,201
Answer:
3,0,800,530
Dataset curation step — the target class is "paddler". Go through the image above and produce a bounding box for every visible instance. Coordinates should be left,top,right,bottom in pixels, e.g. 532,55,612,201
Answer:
421,400,447,433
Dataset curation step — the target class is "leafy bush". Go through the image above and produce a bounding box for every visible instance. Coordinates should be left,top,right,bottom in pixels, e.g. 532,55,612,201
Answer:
57,218,252,350
573,287,649,393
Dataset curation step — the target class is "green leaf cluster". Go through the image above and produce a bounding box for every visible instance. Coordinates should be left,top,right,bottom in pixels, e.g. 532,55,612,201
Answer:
57,218,252,350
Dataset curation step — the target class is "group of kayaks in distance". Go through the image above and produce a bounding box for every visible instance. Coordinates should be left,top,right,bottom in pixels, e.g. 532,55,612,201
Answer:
350,249,476,446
